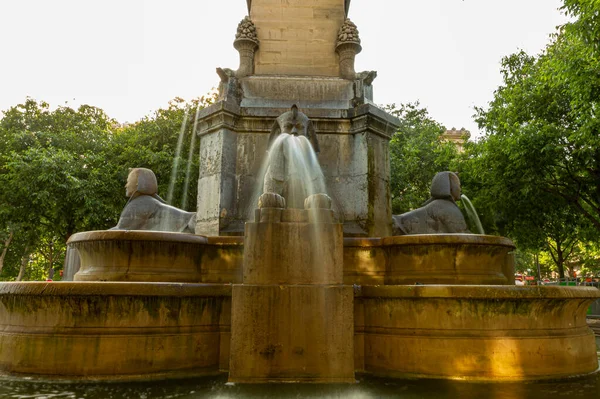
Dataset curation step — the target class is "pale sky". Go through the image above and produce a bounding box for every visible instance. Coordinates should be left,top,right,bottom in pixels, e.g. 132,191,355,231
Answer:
0,0,567,137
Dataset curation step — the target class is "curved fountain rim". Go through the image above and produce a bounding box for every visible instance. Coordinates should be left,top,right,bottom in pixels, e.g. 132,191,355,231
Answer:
0,282,232,297
358,284,600,299
67,230,209,245
380,234,515,248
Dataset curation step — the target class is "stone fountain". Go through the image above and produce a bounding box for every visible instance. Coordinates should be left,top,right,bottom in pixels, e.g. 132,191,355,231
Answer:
0,0,598,384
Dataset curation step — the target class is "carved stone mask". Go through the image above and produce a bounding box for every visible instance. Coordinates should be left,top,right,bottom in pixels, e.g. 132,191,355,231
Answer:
268,105,320,152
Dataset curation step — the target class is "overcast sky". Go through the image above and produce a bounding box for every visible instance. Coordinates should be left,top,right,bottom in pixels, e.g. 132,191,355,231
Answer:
0,0,567,137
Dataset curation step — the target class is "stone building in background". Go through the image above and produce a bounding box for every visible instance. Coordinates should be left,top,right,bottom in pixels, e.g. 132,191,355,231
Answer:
441,127,471,152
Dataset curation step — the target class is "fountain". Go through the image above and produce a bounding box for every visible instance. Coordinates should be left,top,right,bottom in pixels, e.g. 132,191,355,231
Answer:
0,0,598,389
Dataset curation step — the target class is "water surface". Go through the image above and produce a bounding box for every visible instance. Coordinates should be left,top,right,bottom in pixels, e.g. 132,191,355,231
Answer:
1,373,599,399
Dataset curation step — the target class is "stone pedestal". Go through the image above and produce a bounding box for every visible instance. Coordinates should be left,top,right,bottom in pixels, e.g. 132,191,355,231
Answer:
228,211,355,383
195,77,399,237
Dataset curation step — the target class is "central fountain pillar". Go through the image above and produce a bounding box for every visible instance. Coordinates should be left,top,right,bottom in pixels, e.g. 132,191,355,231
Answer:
228,202,355,383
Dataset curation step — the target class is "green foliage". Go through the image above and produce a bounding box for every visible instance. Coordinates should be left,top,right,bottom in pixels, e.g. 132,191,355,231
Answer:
463,2,600,277
387,103,460,214
0,95,213,281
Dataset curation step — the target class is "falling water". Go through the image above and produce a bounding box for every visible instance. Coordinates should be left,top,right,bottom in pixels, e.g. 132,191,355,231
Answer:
167,108,189,205
181,105,201,210
263,133,326,208
461,194,485,235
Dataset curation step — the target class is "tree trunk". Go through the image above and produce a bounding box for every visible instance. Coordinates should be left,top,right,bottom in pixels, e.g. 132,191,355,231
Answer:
16,246,30,282
0,231,14,274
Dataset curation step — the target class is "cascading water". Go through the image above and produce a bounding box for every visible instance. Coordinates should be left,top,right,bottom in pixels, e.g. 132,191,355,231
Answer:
166,108,189,205
182,104,201,210
263,133,326,209
461,194,485,235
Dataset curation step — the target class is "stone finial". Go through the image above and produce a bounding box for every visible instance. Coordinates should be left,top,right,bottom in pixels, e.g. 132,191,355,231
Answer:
233,16,259,78
235,16,259,42
336,19,362,80
337,18,361,45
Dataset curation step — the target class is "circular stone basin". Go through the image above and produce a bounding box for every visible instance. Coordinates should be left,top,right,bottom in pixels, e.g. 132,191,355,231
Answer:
0,282,231,380
357,285,600,381
68,230,208,282
382,234,516,285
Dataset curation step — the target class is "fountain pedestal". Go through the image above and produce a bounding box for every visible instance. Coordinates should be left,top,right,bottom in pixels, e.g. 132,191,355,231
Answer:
228,208,355,383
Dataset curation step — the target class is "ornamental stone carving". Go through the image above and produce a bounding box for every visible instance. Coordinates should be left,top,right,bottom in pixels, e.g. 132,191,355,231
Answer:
234,16,259,78
336,18,362,80
392,172,470,235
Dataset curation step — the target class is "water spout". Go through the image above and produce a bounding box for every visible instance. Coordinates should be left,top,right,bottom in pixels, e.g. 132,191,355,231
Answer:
263,133,326,209
461,194,485,235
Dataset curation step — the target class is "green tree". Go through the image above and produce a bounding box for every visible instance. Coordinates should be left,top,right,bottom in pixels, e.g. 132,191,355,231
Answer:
0,99,119,280
464,3,600,276
387,103,461,214
0,95,214,281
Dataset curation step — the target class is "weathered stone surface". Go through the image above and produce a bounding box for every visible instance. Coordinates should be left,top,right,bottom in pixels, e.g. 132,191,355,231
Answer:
69,230,208,283
196,95,399,237
229,284,354,383
0,282,231,379
243,221,343,285
382,234,516,285
342,238,385,285
357,285,600,380
251,0,345,76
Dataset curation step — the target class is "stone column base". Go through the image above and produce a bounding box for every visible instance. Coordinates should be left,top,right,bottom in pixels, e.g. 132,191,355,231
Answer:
229,284,355,383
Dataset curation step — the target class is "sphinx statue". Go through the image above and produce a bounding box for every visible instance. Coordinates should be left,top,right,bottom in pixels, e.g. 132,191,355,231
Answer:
392,171,470,235
112,168,196,233
263,105,326,209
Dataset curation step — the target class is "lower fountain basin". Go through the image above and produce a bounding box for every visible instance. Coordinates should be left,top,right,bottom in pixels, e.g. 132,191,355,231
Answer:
356,285,600,381
0,282,231,380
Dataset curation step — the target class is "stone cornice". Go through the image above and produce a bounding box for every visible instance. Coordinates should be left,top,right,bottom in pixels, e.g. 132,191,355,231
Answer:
197,102,399,140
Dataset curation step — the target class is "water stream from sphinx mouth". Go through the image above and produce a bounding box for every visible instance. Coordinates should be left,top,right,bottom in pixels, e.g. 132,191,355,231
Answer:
167,108,189,206
182,104,201,210
265,133,327,209
461,194,485,235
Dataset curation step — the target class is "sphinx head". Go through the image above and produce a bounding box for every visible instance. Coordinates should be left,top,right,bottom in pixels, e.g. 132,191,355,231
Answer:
269,105,319,153
430,171,461,202
125,168,158,198
277,104,310,136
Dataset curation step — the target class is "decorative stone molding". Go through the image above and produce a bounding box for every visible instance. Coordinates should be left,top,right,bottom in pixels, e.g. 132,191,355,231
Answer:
336,19,362,80
233,16,259,78
353,70,377,106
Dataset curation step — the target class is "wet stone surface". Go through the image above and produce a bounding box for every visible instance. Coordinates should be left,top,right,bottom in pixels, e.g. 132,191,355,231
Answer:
1,373,599,399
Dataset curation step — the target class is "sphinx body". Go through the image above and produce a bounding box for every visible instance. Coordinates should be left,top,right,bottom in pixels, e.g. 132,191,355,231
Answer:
392,171,469,235
112,168,196,233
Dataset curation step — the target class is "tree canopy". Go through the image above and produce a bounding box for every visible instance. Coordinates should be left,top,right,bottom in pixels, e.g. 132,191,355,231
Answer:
0,96,211,281
461,1,600,278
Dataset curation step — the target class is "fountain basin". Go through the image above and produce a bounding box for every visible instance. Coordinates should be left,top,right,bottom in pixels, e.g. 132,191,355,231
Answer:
343,235,516,285
69,231,208,282
356,285,600,381
383,234,515,285
0,282,231,380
